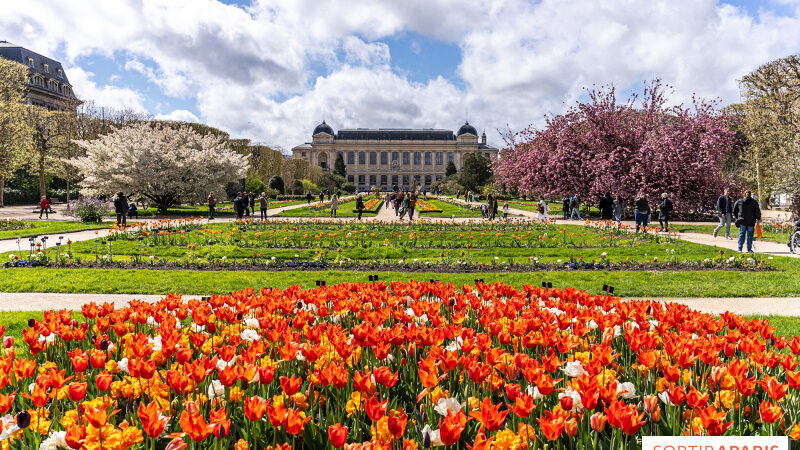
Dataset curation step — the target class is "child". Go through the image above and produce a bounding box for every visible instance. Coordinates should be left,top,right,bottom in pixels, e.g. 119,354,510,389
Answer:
502,202,509,219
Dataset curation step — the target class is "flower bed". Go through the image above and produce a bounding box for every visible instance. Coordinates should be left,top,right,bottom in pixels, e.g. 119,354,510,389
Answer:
1,282,799,449
351,197,384,214
0,219,30,232
416,199,443,213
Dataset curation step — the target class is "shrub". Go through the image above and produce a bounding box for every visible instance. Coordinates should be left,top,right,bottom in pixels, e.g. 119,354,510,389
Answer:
341,182,356,194
65,196,111,222
268,175,285,194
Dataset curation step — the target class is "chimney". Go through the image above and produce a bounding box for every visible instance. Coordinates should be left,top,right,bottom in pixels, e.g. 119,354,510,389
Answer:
481,130,486,145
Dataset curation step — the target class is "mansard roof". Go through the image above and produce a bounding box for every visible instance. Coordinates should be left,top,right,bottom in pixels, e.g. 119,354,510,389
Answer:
335,128,456,141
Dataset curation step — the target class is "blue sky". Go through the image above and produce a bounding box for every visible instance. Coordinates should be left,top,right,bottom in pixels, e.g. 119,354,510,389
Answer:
2,0,800,150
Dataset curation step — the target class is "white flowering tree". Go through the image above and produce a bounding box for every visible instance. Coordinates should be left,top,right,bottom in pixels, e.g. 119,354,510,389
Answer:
72,122,247,212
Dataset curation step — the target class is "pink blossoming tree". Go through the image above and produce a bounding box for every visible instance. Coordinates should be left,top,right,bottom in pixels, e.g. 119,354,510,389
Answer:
496,81,738,218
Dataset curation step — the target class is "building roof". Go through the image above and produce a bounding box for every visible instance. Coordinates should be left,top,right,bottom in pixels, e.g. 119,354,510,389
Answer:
0,40,76,95
457,121,478,136
336,128,456,141
313,121,334,136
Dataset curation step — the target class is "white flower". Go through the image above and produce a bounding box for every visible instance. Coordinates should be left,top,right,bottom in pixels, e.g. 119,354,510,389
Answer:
240,329,260,342
0,415,20,441
658,391,675,406
146,316,159,328
117,357,130,374
39,430,67,450
207,380,225,400
434,397,462,416
562,360,587,377
421,425,444,447
617,381,638,399
148,335,163,352
600,252,607,258
526,385,544,400
558,386,583,412
244,318,260,329
295,350,306,361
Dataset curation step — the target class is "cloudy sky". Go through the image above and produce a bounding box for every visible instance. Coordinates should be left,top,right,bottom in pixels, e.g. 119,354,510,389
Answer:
3,0,800,151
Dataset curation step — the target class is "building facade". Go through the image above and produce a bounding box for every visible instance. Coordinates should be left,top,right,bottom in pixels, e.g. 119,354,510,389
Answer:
0,40,80,111
291,121,498,191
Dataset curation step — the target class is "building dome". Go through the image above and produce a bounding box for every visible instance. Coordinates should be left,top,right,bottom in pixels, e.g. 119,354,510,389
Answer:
313,120,334,136
457,121,477,136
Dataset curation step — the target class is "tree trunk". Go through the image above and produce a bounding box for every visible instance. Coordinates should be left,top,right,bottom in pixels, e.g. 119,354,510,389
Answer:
756,160,766,209
39,156,46,199
0,176,4,207
66,178,71,203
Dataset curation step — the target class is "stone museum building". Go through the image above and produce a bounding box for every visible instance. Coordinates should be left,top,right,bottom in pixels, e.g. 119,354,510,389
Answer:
0,40,80,111
292,121,499,191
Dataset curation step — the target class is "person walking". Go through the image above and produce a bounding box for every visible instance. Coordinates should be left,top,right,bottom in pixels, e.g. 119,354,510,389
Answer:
399,192,410,221
537,198,550,222
385,192,391,209
569,195,582,220
330,192,339,218
319,192,324,203
258,192,268,220
613,195,625,222
713,188,733,239
38,196,51,219
207,192,217,220
502,202,510,219
562,197,570,220
657,193,673,231
733,190,761,253
492,196,499,220
355,194,365,220
408,191,417,221
633,194,651,232
113,192,128,226
306,192,312,204
394,192,402,217
599,192,614,220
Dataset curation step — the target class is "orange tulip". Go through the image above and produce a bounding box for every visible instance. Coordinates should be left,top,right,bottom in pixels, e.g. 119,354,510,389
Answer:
244,396,267,422
210,407,231,439
138,401,168,438
67,382,88,402
284,409,311,435
365,396,388,422
511,393,535,418
590,412,607,432
760,400,782,424
179,401,213,442
267,402,287,428
85,405,117,428
96,371,113,391
328,423,348,448
760,376,788,402
469,397,509,432
697,405,733,436
537,410,565,441
387,411,408,439
280,374,302,395
439,409,466,446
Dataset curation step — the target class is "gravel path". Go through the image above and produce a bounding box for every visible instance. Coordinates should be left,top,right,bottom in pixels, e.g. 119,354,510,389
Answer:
1,291,798,316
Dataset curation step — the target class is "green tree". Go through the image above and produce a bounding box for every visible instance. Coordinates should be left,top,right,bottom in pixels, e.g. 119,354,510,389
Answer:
739,54,800,217
0,58,32,206
268,175,285,194
333,153,347,177
445,161,457,177
459,154,493,192
26,106,69,198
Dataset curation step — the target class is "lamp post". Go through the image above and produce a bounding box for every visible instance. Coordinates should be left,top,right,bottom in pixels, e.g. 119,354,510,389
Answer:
28,237,35,260
41,236,48,261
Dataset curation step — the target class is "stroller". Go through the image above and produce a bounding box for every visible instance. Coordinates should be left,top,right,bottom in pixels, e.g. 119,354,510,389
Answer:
789,220,800,254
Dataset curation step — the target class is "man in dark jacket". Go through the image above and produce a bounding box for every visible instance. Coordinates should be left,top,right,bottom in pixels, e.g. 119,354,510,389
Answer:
599,193,613,220
113,192,128,226
233,192,244,219
713,188,733,239
355,194,365,221
732,190,761,253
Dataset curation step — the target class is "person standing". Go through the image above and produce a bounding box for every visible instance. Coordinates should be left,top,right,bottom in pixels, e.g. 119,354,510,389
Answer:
330,192,339,218
399,192,410,220
713,188,733,239
394,192,402,217
355,194,365,220
562,197,570,220
113,192,128,226
613,195,625,222
502,202,510,219
233,192,244,219
599,192,614,220
258,192,268,220
38,196,51,220
733,190,761,253
207,192,217,220
633,194,650,232
408,191,417,221
569,195,582,220
657,193,673,231
249,192,256,217
492,196,499,220
537,198,550,221
319,192,324,203
306,192,312,204
385,192,391,209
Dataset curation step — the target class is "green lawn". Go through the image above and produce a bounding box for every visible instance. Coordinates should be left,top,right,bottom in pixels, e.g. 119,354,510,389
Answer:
106,199,310,218
418,198,484,217
276,197,382,217
0,221,111,240
1,267,800,298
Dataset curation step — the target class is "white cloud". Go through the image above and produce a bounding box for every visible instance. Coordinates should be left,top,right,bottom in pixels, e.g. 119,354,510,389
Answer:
154,109,200,123
66,67,145,111
3,0,800,151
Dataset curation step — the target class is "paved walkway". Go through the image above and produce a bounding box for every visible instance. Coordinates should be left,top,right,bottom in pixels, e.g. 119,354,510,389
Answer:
1,291,798,316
